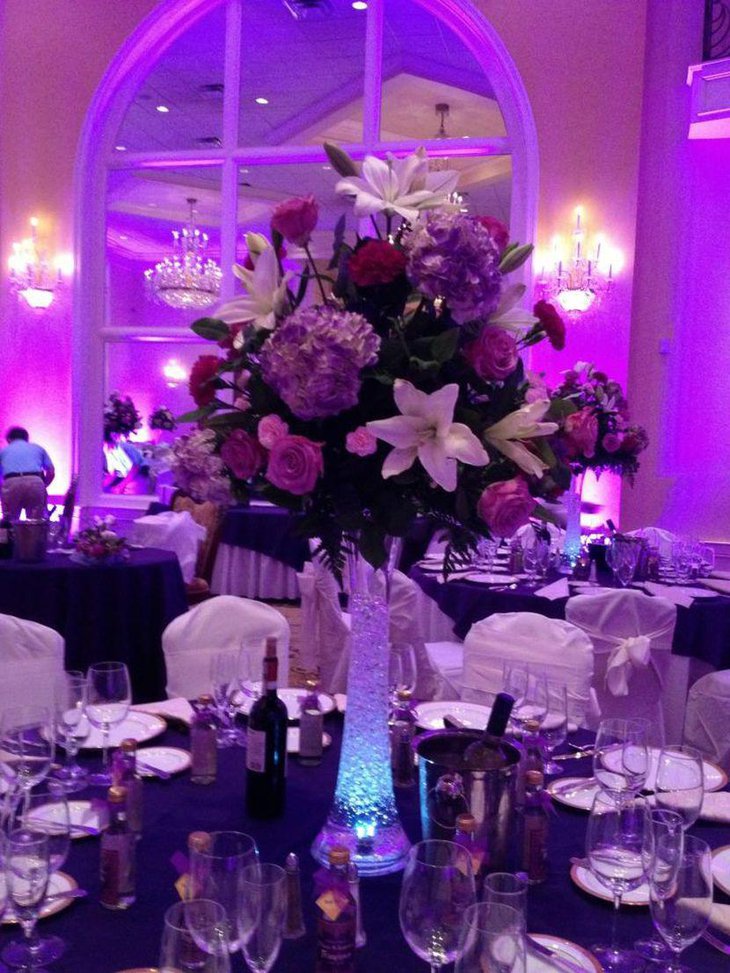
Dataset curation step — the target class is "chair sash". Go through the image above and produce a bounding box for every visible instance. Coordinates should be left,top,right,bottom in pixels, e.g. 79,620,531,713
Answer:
573,621,673,696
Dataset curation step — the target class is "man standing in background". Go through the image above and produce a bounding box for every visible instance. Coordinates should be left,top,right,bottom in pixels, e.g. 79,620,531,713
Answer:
0,426,55,519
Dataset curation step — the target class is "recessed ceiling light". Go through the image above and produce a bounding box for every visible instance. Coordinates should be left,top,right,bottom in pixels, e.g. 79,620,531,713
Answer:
148,202,158,208
241,168,250,174
322,164,332,170
255,96,269,105
119,234,129,241
352,1,368,9
156,104,170,113
115,145,127,151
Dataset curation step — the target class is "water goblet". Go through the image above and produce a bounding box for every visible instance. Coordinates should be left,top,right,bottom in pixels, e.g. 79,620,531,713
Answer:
503,665,548,733
542,682,569,775
389,642,417,707
160,899,231,973
211,652,244,748
189,831,259,954
399,839,476,972
654,745,704,831
593,718,648,798
2,830,51,972
649,835,713,973
239,863,287,973
0,707,54,804
477,538,499,574
482,872,528,921
455,901,526,973
52,671,89,793
86,661,131,787
586,791,651,972
635,808,684,964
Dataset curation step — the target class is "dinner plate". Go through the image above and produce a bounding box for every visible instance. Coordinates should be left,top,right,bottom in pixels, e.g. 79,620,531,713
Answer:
136,746,191,777
27,798,109,839
238,687,335,721
528,934,602,972
286,728,332,754
2,872,78,925
570,863,649,906
413,700,491,731
601,747,727,792
711,845,730,897
77,712,166,750
462,572,518,585
547,776,599,811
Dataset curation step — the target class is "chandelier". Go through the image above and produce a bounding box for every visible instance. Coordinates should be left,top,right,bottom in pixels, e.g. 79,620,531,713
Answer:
429,102,452,173
535,208,614,316
8,217,69,310
144,198,222,310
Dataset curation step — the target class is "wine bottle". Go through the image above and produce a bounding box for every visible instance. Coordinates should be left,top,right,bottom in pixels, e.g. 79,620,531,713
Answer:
521,770,549,884
245,637,288,818
191,694,218,785
463,692,515,769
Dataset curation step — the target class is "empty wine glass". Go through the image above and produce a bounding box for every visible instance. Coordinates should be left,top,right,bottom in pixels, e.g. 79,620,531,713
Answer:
593,718,648,798
189,831,259,954
455,901,526,973
482,872,528,922
52,671,89,793
523,537,550,587
503,665,548,733
477,538,499,573
0,707,54,803
649,835,713,973
399,839,476,972
542,682,569,775
239,863,287,973
160,899,231,973
2,830,51,972
654,746,704,831
612,540,640,588
389,643,417,706
586,791,651,972
211,652,245,748
635,809,685,964
86,661,131,787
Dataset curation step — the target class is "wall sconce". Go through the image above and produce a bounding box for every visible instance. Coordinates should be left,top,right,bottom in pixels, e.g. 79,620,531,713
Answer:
162,358,188,388
8,217,71,310
535,208,617,315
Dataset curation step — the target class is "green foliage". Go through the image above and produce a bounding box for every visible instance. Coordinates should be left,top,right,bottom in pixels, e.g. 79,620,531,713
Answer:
191,318,228,342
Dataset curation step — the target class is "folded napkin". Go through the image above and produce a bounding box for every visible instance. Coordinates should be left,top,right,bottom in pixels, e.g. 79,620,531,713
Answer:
333,693,347,713
131,697,195,726
711,570,730,581
534,578,569,601
699,790,730,823
699,577,730,596
682,900,730,937
643,581,706,608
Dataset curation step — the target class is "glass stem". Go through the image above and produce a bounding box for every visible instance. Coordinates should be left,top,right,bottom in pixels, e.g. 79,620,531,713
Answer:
610,893,621,952
101,724,110,770
670,948,683,973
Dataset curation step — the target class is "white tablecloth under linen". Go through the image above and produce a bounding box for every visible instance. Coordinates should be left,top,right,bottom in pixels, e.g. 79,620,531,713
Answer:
211,542,300,600
130,510,206,583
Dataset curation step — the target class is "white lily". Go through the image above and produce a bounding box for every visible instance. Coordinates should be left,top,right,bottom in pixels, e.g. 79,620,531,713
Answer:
484,399,558,478
489,283,538,334
335,150,459,222
214,246,292,336
366,380,489,492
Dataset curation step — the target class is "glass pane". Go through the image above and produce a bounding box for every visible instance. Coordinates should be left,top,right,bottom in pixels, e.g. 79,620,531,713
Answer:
381,0,506,141
238,0,367,147
114,6,226,153
449,155,512,226
106,166,223,327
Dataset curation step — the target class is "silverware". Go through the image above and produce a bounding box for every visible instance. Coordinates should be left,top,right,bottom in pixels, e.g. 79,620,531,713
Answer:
703,930,730,956
442,714,466,730
70,823,101,837
552,750,597,762
45,887,88,903
136,760,171,781
552,778,597,796
527,935,590,973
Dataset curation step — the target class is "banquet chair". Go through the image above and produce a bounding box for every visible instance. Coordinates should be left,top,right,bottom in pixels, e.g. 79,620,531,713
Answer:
0,613,65,720
683,670,730,770
462,611,595,727
170,491,226,603
566,589,677,738
626,526,678,559
162,595,290,700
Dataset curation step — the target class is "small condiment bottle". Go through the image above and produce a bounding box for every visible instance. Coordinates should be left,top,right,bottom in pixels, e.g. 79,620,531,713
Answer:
521,770,549,884
390,688,416,788
346,861,366,948
315,846,356,972
100,785,136,909
112,738,143,837
298,679,324,767
283,852,306,940
454,812,487,889
191,694,218,785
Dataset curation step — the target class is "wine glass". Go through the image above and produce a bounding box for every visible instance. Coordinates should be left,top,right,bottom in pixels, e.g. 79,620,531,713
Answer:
0,707,54,803
189,831,259,953
586,791,651,972
613,540,640,588
654,746,704,831
635,809,685,964
2,830,51,972
86,661,131,787
399,839,476,972
211,652,244,748
542,682,569,775
503,665,548,733
455,902,526,973
52,671,89,793
593,718,649,798
389,643,417,706
160,899,231,973
239,863,287,973
649,835,713,973
482,872,528,922
477,538,499,573
523,538,549,587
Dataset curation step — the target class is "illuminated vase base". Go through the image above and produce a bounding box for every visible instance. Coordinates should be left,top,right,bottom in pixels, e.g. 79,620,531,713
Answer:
311,811,411,877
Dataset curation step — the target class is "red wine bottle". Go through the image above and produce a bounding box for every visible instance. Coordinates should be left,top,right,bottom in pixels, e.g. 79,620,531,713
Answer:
464,692,515,769
245,637,288,818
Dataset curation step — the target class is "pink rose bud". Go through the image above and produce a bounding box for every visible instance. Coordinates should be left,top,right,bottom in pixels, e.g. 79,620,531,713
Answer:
271,195,319,247
602,432,623,453
477,477,536,538
220,429,266,480
265,434,324,496
345,426,377,457
258,414,290,449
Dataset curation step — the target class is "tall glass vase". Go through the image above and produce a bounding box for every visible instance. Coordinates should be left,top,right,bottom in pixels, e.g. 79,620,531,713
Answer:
561,472,584,568
311,535,411,876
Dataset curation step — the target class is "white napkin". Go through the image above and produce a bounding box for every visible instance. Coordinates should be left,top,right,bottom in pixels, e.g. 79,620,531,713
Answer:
534,578,569,601
130,697,195,726
643,581,700,608
699,791,730,823
711,570,730,581
699,577,730,596
333,693,347,713
682,900,730,937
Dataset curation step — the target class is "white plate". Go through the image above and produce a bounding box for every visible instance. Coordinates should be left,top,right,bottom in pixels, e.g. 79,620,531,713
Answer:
136,746,191,777
27,798,109,839
570,863,649,906
462,572,518,585
547,776,599,811
237,687,335,722
2,871,78,924
286,728,333,754
602,747,726,792
712,845,730,897
413,700,491,732
528,934,602,972
78,712,167,750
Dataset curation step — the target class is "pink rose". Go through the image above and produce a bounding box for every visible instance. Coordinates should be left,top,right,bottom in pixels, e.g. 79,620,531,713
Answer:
525,370,549,405
258,414,289,449
345,426,377,457
271,195,318,247
234,395,250,411
464,325,519,381
220,429,266,480
564,408,599,459
602,432,623,453
476,215,510,254
477,477,536,538
266,434,323,495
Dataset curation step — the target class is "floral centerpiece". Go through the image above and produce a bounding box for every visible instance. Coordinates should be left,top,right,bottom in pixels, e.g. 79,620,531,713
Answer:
149,406,177,432
168,428,231,503
104,392,142,440
73,516,129,565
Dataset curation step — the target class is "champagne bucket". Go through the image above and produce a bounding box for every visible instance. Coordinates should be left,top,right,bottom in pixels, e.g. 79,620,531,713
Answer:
414,729,520,872
12,519,49,562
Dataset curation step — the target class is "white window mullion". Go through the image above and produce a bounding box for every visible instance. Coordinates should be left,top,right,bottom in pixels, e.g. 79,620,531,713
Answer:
219,0,244,300
362,0,384,149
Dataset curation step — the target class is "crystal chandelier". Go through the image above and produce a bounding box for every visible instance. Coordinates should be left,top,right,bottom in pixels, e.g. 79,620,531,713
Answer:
429,102,451,173
535,208,614,316
144,198,222,310
9,217,69,310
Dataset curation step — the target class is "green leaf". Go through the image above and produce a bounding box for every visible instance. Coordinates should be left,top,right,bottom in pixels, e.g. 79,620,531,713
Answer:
532,503,560,526
176,405,214,424
205,411,253,429
432,328,460,363
191,317,228,342
358,525,387,569
324,142,359,177
294,267,311,308
499,243,533,275
546,398,578,421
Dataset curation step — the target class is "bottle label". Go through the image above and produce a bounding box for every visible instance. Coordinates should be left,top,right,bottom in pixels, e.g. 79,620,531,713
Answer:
0,529,8,544
523,817,548,882
246,728,267,773
100,846,120,906
316,912,356,971
299,712,323,758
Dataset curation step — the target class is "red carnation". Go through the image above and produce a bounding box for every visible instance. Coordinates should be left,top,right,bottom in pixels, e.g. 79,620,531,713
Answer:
533,300,566,351
476,215,510,254
349,240,407,287
189,355,222,407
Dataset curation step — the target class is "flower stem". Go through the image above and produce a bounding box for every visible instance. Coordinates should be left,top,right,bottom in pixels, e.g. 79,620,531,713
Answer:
370,216,382,240
303,244,328,303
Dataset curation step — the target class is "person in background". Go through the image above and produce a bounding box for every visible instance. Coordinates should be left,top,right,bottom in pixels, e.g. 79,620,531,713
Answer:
0,426,55,519
103,432,148,495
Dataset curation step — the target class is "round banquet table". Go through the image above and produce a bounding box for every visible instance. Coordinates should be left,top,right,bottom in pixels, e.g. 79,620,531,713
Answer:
16,717,730,972
0,549,188,702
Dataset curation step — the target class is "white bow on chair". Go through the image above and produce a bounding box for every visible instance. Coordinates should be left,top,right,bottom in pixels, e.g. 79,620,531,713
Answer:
605,635,651,696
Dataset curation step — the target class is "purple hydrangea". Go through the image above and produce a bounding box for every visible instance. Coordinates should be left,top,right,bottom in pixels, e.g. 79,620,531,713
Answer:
404,212,502,324
259,305,380,420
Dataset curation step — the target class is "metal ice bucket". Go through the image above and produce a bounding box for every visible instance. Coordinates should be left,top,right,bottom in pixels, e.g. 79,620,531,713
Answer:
414,729,520,872
12,519,49,563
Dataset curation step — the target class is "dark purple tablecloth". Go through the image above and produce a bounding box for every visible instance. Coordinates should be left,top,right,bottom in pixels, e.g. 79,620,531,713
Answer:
0,548,188,702
219,503,310,571
21,719,729,972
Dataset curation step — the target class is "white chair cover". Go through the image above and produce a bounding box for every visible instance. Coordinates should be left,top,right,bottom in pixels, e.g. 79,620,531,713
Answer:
516,522,565,548
566,589,676,735
626,526,678,558
462,612,595,726
162,595,290,699
131,510,206,583
0,613,65,720
684,670,730,769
